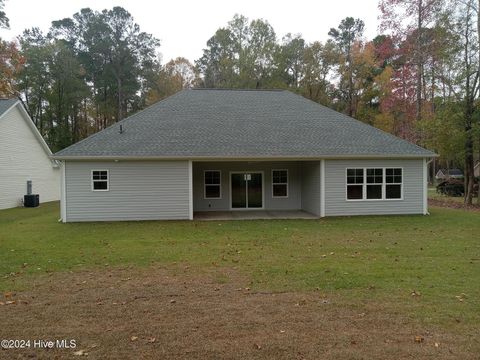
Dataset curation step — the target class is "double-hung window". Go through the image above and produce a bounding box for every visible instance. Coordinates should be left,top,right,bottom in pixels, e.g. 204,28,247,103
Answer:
386,168,402,199
346,168,364,200
204,170,221,199
272,170,288,197
92,170,109,191
346,167,403,200
366,168,383,199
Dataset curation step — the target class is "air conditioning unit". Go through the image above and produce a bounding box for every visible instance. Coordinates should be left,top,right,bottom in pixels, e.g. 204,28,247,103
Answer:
24,194,39,207
24,180,39,207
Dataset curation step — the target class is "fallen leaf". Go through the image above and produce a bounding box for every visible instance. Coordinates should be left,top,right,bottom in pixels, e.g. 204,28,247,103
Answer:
73,349,88,356
411,290,421,297
296,299,307,306
414,336,424,343
130,336,138,342
147,337,156,343
5,300,16,305
4,291,13,299
170,299,176,304
434,342,440,348
280,330,285,333
253,343,261,350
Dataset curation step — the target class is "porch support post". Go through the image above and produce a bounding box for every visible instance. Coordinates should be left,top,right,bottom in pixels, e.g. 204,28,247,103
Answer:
188,160,193,220
423,157,429,215
320,159,325,217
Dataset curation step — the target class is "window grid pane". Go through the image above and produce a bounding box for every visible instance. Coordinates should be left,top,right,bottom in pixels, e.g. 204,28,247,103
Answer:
273,184,287,197
347,168,364,184
386,184,401,199
205,171,220,185
272,170,287,184
205,185,220,198
347,185,363,199
366,168,383,184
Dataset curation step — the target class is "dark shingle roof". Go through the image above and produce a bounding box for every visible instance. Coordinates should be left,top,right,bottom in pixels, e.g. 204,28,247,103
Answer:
55,89,435,159
0,98,18,117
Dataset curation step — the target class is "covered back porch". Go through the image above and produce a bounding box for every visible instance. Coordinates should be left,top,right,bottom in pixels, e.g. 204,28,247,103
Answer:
192,161,322,219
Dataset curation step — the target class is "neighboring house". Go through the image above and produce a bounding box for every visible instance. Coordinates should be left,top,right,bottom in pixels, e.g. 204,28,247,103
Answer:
0,98,60,210
435,168,464,181
53,89,436,222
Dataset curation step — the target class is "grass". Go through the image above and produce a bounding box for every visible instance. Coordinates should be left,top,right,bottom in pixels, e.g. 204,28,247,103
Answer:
0,201,479,333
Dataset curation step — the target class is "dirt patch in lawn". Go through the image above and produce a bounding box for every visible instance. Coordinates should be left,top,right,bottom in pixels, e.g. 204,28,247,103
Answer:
429,198,480,212
0,266,475,360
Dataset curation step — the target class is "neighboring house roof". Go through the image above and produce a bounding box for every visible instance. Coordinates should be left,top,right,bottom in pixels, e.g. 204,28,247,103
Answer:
0,98,18,117
54,89,436,159
0,98,54,158
436,168,463,177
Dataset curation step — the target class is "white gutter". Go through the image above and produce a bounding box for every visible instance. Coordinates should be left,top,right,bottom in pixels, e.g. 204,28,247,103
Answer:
51,154,439,161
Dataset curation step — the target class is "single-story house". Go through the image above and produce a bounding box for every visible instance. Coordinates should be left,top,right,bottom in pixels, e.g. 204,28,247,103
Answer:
0,98,60,210
435,168,464,181
53,89,436,222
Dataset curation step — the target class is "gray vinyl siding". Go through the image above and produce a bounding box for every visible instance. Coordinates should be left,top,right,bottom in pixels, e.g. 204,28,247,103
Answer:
324,159,424,216
65,161,190,221
300,161,321,216
193,162,301,211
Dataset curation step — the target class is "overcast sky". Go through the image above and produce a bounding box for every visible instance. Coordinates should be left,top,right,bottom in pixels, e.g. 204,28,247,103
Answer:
0,0,380,63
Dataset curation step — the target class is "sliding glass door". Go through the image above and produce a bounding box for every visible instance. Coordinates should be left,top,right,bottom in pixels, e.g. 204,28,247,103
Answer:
231,172,263,209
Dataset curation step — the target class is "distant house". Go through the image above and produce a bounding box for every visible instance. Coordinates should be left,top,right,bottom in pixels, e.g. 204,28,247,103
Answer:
435,168,464,181
53,89,437,222
0,99,60,210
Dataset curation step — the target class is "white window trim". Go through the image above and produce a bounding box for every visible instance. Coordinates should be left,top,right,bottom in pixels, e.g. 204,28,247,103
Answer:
91,169,109,192
271,169,289,198
204,170,222,199
345,167,403,202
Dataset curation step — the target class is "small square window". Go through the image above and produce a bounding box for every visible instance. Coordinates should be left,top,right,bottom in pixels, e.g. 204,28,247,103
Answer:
92,170,109,191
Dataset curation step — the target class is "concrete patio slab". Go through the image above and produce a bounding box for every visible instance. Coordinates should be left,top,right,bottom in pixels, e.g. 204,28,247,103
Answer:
193,210,318,221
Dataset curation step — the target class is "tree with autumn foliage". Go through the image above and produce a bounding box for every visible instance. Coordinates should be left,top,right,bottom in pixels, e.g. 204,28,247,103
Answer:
147,57,199,104
0,40,23,97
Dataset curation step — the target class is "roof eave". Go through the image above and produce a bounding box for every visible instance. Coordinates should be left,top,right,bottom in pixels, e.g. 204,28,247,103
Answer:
51,153,439,161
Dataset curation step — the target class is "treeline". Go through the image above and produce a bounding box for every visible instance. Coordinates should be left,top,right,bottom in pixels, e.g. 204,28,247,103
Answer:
0,0,478,203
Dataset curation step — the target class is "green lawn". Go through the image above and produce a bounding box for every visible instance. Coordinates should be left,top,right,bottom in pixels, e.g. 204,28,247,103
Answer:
0,202,479,332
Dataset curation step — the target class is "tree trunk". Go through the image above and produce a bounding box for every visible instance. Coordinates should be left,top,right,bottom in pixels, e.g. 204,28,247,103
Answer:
117,76,122,122
464,103,475,205
416,0,423,122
